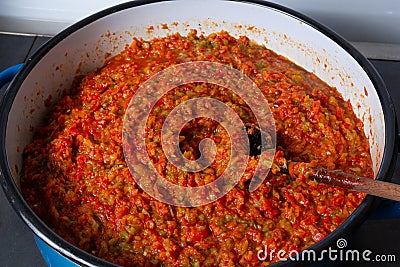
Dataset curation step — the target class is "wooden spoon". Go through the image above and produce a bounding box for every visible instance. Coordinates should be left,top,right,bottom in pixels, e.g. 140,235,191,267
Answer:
245,124,400,201
280,159,400,202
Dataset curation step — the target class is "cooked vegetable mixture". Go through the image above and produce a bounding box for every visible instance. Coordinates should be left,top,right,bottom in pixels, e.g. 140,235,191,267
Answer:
21,30,373,266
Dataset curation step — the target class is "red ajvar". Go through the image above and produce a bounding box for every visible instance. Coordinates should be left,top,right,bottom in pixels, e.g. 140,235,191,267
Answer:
21,30,373,266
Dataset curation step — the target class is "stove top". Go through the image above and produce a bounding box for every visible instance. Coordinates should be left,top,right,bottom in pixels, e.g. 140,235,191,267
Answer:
0,33,399,267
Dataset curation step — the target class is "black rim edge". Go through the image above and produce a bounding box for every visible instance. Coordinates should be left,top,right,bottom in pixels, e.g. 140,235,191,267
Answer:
0,0,397,266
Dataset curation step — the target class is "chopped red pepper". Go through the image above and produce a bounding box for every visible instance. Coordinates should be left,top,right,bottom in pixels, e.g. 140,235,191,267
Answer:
21,30,372,266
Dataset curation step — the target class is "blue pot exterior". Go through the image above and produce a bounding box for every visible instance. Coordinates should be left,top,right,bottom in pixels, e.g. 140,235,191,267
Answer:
34,236,79,267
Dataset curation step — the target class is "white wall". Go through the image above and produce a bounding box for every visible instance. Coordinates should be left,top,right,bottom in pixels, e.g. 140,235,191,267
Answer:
0,0,399,44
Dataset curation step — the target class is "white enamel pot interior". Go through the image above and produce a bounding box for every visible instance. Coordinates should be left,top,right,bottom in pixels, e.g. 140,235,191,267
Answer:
0,0,397,266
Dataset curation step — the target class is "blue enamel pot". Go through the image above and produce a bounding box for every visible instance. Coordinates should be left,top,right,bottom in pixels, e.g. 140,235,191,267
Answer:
0,0,397,266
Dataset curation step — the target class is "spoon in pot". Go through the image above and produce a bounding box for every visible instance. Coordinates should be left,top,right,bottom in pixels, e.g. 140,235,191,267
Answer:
245,124,400,202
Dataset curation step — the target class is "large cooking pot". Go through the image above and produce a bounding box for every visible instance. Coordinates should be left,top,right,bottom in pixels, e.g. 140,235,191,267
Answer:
0,0,397,266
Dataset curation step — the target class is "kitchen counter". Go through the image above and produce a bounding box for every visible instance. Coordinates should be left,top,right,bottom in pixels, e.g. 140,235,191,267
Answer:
1,33,399,267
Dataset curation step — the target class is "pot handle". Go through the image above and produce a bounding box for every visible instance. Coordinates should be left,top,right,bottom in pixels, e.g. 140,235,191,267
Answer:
0,64,24,88
369,139,400,219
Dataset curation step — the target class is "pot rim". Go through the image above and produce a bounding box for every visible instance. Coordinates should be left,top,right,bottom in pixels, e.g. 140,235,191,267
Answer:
0,0,397,266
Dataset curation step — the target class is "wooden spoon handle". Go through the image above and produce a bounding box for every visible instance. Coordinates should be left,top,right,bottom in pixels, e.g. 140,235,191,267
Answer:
310,168,400,201
246,126,400,201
